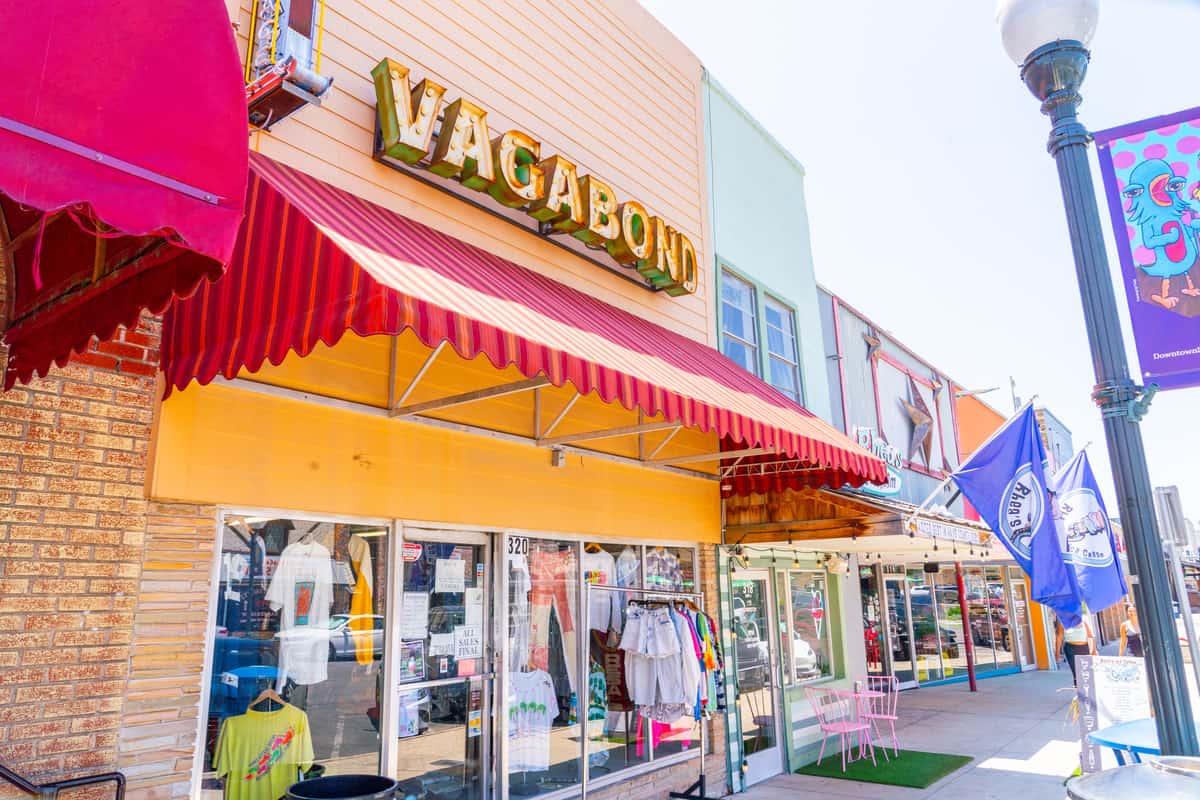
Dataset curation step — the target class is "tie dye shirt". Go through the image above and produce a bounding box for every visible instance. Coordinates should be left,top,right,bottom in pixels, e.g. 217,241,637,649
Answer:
215,705,314,800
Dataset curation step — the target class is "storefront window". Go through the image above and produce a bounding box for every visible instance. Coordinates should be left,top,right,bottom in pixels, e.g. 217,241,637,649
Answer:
509,538,580,795
585,543,647,774
934,567,966,680
965,567,997,673
860,567,885,677
202,516,388,799
634,545,699,758
784,572,833,683
506,538,705,796
908,568,942,682
987,566,1016,670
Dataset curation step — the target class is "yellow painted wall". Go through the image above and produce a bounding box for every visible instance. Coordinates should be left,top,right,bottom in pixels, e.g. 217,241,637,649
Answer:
152,382,721,543
232,0,714,345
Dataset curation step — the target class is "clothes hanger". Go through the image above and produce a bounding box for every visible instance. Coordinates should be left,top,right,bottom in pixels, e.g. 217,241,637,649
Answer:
248,687,286,711
584,542,603,553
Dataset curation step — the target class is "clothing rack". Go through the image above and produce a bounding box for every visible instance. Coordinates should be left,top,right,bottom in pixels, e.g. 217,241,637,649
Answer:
582,583,718,800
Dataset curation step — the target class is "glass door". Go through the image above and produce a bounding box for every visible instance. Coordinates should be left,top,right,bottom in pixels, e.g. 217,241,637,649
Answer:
389,531,492,800
731,570,782,786
1009,579,1036,670
882,575,916,688
861,566,887,677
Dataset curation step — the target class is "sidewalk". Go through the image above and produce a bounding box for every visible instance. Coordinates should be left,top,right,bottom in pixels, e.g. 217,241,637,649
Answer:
736,670,1081,800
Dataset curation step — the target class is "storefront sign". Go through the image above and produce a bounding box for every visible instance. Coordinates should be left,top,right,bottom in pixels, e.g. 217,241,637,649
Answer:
401,542,423,562
372,59,698,297
912,517,985,545
1076,655,1149,772
454,625,482,659
398,640,426,683
854,428,903,497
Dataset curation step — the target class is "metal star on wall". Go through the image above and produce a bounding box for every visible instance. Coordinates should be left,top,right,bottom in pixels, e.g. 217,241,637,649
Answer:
900,375,933,466
863,328,882,361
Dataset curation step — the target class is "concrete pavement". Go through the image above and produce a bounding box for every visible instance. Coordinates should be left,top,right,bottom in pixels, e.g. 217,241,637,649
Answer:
735,670,1082,800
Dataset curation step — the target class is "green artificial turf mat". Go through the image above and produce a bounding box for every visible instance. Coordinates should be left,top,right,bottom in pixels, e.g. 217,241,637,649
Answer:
795,748,972,788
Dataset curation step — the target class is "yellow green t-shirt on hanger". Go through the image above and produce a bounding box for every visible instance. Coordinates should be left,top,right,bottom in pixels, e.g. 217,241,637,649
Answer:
215,705,314,800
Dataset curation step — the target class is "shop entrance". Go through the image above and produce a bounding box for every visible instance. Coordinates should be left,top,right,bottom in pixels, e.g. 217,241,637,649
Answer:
390,530,493,800
882,575,918,688
1009,578,1037,671
731,570,783,786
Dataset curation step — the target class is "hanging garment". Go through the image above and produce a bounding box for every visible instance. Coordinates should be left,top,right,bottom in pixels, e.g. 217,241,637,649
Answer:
581,548,618,632
645,548,684,590
347,534,375,666
614,547,640,632
508,669,559,773
509,553,533,670
215,705,314,800
529,545,578,692
265,540,334,686
587,660,611,766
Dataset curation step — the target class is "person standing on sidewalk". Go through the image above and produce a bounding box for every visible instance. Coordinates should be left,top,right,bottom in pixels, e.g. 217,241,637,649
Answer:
1119,602,1143,657
1055,616,1096,685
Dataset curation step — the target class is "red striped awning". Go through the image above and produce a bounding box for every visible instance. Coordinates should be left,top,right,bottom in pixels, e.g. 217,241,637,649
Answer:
0,0,247,388
162,154,886,493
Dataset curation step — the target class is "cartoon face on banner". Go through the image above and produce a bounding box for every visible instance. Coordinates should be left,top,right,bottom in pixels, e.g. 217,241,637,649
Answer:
1053,488,1116,569
1096,110,1200,390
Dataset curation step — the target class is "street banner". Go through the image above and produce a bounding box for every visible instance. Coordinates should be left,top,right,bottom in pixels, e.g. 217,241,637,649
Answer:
1076,655,1149,772
1049,451,1128,614
1095,108,1200,391
950,405,1082,626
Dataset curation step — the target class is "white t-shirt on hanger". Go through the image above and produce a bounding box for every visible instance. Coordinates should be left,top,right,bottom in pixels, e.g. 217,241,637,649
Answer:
266,540,334,686
509,669,559,772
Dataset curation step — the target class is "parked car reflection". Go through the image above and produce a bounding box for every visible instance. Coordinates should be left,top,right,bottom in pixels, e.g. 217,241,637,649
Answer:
327,613,385,660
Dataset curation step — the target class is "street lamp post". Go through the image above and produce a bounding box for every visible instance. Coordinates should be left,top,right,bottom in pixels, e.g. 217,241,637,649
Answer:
996,0,1198,756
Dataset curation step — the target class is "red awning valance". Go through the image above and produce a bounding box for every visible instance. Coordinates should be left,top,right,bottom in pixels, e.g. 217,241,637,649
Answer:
162,154,887,493
0,0,248,387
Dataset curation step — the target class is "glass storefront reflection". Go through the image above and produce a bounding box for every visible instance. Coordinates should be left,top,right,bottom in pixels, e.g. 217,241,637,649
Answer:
965,567,997,673
864,562,1029,690
908,569,943,683
987,566,1016,670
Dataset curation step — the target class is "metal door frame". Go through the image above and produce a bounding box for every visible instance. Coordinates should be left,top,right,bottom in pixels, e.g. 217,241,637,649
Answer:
731,568,784,786
383,525,495,799
1008,579,1038,671
881,573,918,689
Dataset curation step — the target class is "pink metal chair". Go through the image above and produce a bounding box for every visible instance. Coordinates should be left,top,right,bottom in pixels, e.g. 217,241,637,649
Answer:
858,674,901,757
805,687,876,772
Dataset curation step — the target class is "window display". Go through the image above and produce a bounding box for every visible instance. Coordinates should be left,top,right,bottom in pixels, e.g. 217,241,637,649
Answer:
785,572,833,683
505,538,703,797
203,517,388,800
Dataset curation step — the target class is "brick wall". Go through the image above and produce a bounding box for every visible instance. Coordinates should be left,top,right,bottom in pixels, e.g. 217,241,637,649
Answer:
0,310,161,796
115,502,218,800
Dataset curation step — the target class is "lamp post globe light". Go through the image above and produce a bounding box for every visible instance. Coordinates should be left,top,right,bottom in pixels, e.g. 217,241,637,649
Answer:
995,0,1199,756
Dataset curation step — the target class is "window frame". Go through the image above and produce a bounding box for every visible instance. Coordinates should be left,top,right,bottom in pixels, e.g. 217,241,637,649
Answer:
719,267,760,377
762,294,802,402
783,568,836,685
716,262,806,405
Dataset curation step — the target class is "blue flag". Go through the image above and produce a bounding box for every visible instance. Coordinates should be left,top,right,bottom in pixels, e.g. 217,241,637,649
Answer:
950,405,1082,627
1049,451,1128,614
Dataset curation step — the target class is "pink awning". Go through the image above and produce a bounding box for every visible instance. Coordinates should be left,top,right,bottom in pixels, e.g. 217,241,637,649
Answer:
0,0,248,387
163,154,887,493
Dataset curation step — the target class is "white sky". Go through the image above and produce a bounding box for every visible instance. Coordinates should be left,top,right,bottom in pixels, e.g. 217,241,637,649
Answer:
639,0,1200,521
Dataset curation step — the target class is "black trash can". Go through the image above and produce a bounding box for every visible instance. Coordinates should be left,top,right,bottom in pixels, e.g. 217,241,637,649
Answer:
287,774,398,800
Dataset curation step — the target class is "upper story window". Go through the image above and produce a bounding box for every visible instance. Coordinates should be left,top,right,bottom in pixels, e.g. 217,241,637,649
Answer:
721,270,759,376
720,268,804,402
764,297,800,401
